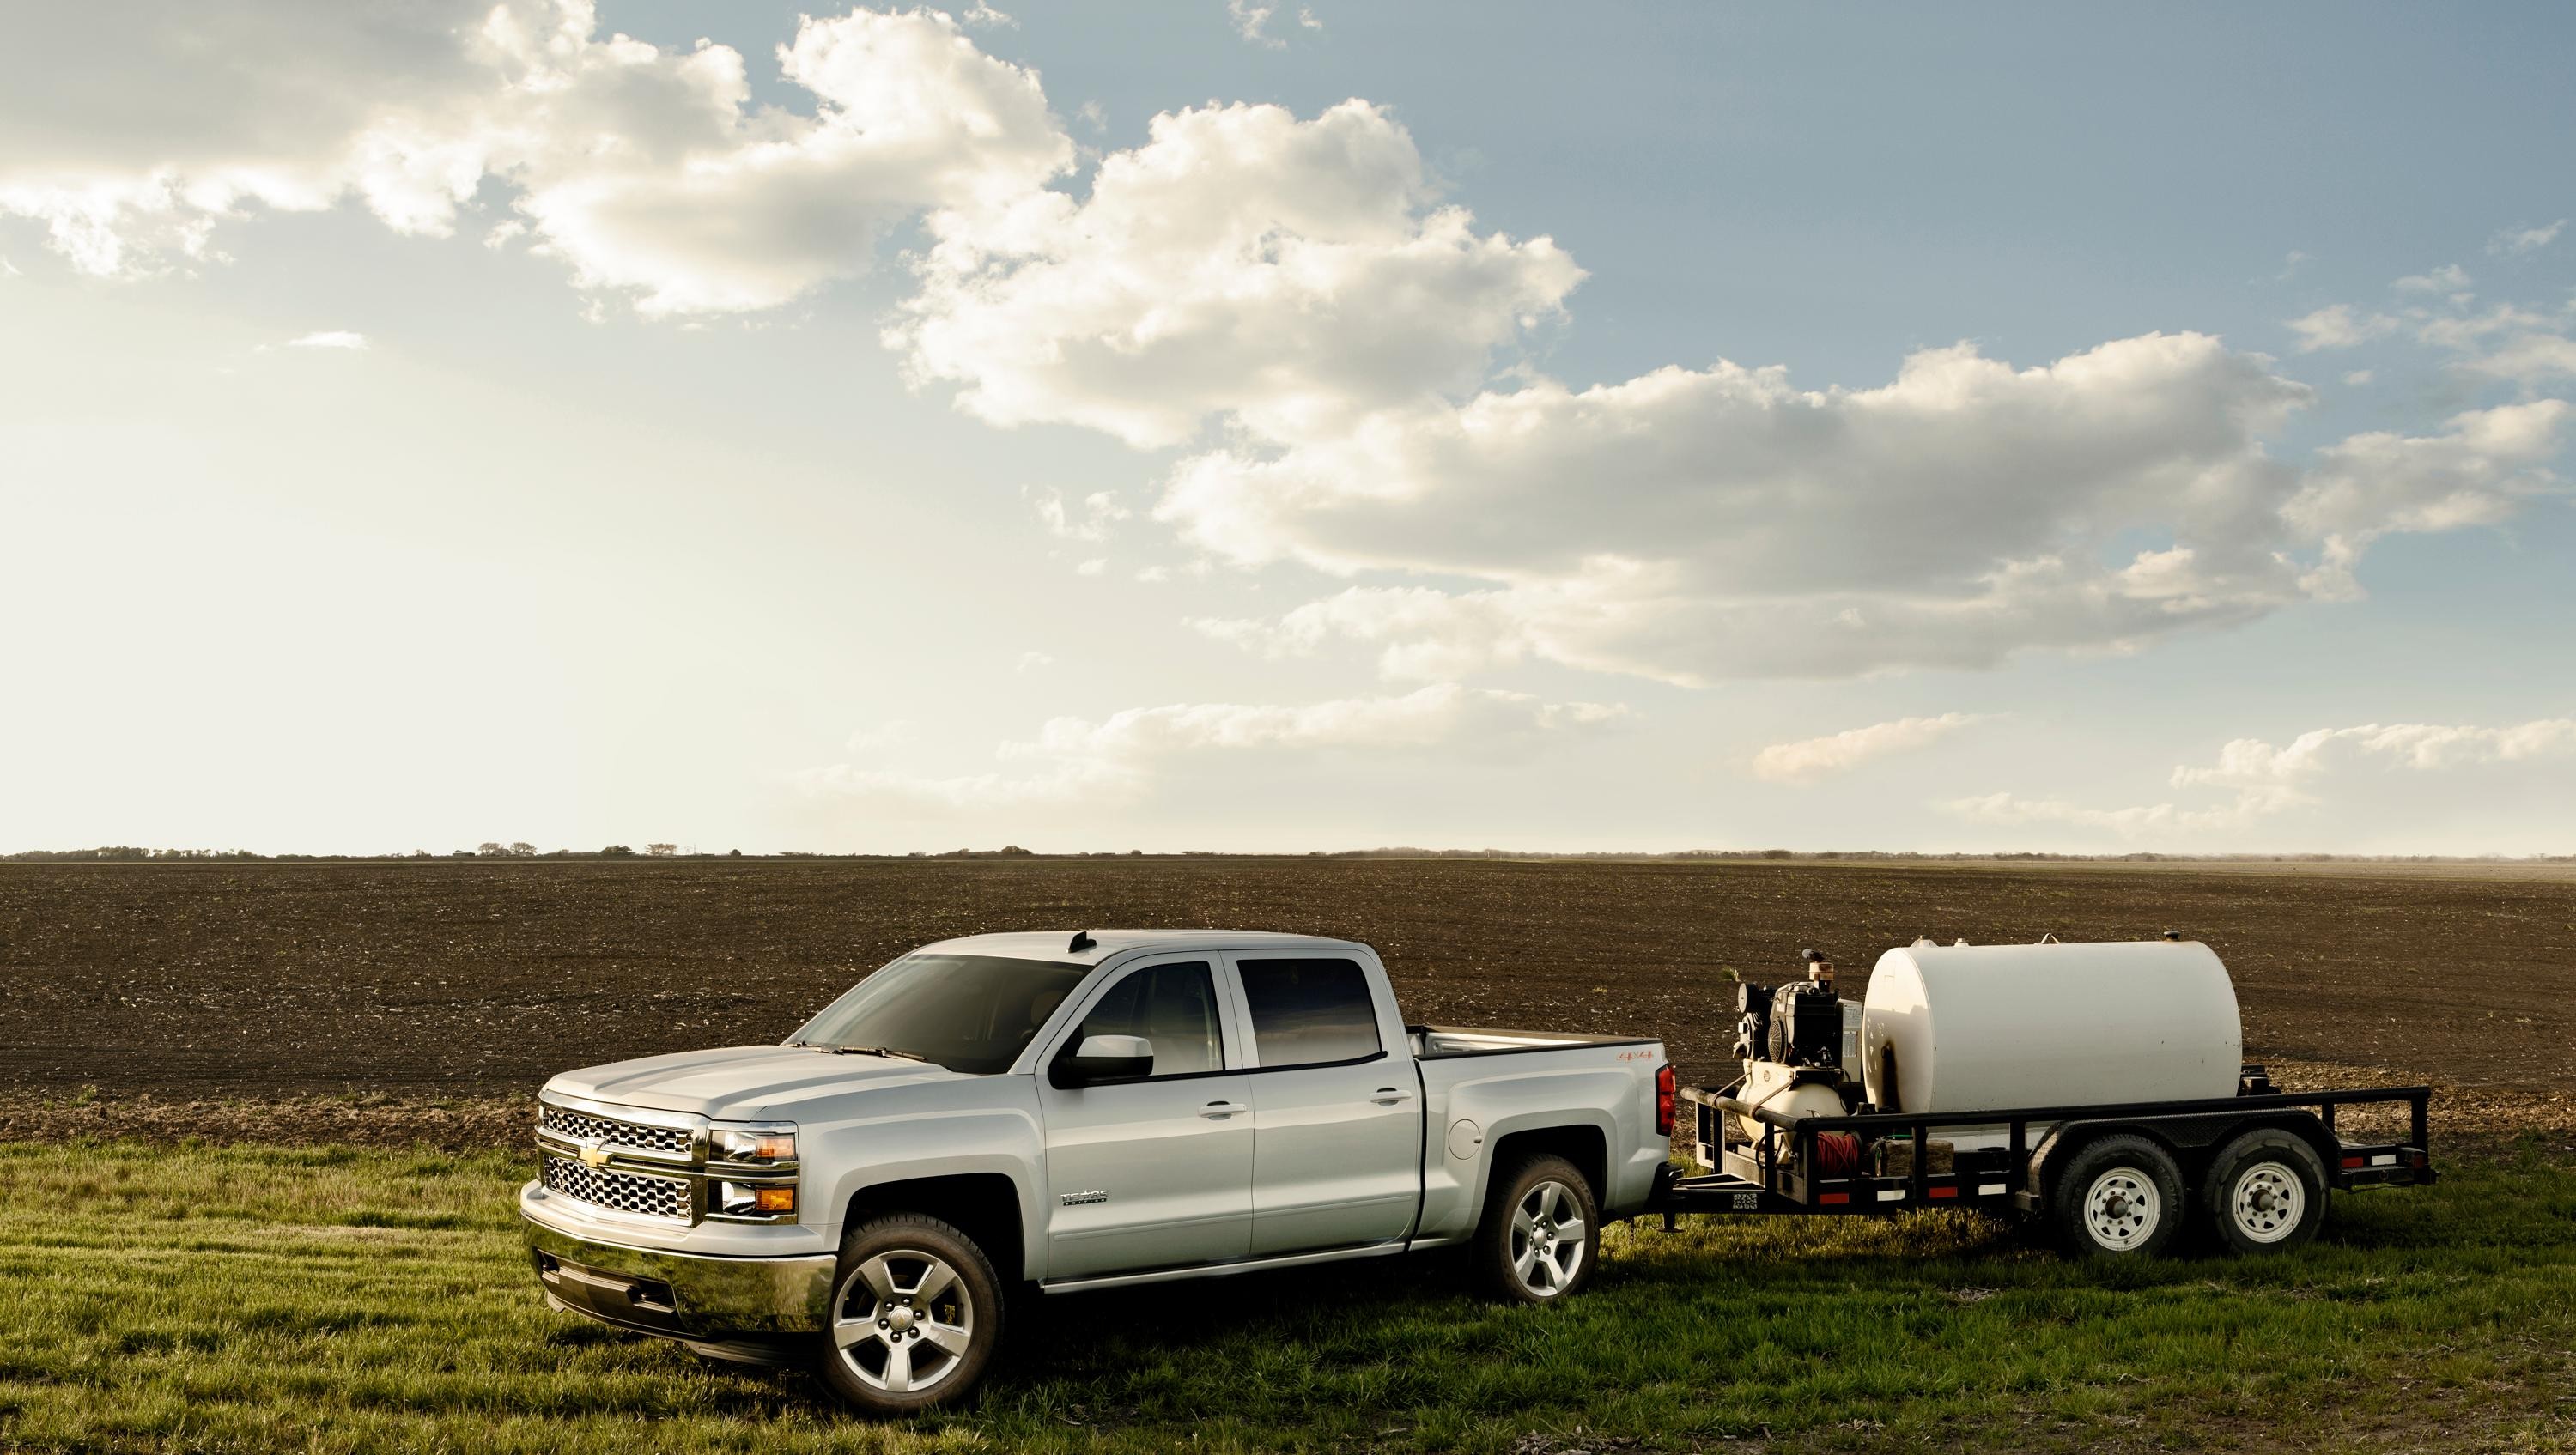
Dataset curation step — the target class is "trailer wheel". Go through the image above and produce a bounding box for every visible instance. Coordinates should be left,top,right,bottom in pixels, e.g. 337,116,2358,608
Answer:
815,1213,1005,1418
2202,1129,2326,1255
1476,1154,1601,1304
2050,1134,2184,1259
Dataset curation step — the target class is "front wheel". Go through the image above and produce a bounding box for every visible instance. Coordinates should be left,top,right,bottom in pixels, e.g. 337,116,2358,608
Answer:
815,1214,1004,1417
1476,1154,1601,1303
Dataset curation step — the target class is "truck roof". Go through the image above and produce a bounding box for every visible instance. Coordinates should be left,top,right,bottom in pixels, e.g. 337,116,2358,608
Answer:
914,928,1367,963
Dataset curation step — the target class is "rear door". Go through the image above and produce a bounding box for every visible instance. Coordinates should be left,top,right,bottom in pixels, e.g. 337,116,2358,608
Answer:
1036,955,1255,1280
1225,951,1422,1256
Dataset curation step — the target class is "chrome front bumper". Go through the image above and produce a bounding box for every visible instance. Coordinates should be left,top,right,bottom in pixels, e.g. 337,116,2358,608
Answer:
523,1213,835,1343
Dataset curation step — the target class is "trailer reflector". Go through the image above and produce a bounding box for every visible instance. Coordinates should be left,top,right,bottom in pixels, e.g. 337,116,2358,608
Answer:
1876,1189,1905,1202
2369,1154,2397,1167
1978,1182,2006,1196
2341,1155,2365,1169
1818,1191,1850,1205
1929,1185,1958,1199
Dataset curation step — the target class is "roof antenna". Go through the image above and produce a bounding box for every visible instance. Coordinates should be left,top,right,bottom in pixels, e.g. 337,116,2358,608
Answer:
1068,931,1097,952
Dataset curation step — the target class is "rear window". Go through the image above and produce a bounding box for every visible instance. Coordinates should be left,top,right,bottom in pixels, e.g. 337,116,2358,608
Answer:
1238,957,1382,1067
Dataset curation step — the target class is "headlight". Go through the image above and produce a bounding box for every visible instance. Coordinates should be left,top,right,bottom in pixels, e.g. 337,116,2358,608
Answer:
708,1123,797,1165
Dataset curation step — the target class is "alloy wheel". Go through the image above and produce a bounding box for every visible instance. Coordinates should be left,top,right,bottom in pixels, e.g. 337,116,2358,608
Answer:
830,1249,975,1394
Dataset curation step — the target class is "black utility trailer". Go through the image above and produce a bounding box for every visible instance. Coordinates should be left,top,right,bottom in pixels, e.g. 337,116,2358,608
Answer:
1651,1068,2435,1256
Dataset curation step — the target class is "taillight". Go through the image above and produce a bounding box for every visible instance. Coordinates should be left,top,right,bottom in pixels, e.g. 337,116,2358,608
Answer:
1655,1064,1676,1137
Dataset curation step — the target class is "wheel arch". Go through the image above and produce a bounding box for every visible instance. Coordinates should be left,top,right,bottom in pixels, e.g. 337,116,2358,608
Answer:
842,1172,1027,1285
1482,1122,1609,1217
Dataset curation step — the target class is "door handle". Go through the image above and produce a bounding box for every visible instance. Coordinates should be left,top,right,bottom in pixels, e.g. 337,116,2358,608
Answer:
1370,1088,1414,1105
1200,1100,1247,1119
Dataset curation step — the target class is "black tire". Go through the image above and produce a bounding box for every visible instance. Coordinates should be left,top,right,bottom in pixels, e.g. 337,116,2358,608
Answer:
2049,1134,2185,1260
1476,1154,1601,1304
814,1214,1005,1418
2202,1128,2328,1256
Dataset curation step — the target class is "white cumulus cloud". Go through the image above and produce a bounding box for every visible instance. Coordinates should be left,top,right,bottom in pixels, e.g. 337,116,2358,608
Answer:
2287,303,2402,352
1946,717,2576,841
0,2,1072,316
889,100,1582,449
1226,0,1320,46
0,1,497,276
2287,263,2576,385
1030,488,1131,541
2487,221,2563,258
2281,400,2570,597
1162,336,2568,683
1750,714,1984,785
2391,263,2471,294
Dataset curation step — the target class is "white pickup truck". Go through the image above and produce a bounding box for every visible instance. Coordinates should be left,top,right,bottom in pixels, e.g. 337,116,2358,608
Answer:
521,929,1674,1415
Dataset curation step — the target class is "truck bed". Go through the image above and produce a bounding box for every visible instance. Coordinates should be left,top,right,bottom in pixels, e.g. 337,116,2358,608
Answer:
1407,1024,1659,1059
1398,1025,1670,1240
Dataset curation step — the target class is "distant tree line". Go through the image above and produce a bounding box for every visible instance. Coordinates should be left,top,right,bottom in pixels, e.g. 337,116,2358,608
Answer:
4,843,720,862
7,844,2571,865
1,846,270,862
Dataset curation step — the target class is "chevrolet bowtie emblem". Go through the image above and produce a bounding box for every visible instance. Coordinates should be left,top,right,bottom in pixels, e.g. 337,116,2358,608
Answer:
580,1143,611,1168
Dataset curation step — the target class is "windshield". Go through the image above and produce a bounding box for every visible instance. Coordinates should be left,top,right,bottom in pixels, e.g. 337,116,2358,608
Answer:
788,955,1091,1075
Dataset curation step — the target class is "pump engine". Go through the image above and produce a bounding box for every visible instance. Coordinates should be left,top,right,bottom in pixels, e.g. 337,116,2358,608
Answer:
1766,979,1844,1069
1724,950,1865,1151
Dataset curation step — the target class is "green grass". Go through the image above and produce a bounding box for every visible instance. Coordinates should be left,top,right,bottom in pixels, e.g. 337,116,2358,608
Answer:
3,1141,2572,1454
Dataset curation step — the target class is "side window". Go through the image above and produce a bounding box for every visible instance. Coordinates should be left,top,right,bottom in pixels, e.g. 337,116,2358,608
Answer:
1071,961,1223,1076
1237,958,1382,1068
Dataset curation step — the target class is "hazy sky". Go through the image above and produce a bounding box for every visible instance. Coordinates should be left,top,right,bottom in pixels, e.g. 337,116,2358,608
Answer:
4,2,2573,855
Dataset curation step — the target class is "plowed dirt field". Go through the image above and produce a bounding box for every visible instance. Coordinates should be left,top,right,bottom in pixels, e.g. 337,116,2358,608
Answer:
6,857,2571,1104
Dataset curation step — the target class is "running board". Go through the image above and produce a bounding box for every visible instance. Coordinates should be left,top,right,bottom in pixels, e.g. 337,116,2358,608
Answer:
1039,1238,1407,1294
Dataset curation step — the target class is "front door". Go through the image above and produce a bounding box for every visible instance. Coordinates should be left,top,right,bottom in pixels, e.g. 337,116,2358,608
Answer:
1036,956,1254,1281
1229,953,1422,1256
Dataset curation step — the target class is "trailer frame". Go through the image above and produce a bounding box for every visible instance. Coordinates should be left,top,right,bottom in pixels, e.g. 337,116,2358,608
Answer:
1654,1073,2434,1222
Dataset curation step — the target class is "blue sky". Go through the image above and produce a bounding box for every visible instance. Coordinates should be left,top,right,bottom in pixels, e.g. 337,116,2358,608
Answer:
2,2,2571,854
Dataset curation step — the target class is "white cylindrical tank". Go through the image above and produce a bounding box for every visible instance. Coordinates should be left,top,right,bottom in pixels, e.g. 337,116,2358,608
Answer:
1860,939,2241,1115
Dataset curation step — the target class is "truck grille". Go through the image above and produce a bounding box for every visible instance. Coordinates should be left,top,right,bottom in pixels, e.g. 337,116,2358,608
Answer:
541,1155,692,1222
538,1103,695,1157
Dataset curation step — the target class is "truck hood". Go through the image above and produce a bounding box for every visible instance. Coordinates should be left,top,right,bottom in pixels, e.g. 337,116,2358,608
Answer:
546,1044,953,1120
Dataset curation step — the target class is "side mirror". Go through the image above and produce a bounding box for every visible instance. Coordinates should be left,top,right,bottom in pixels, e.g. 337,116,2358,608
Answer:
1052,1033,1153,1088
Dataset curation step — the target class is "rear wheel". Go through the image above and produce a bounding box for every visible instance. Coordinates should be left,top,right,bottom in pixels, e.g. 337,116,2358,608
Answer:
815,1214,1003,1418
2203,1128,2327,1255
2050,1134,2184,1259
1476,1154,1601,1303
